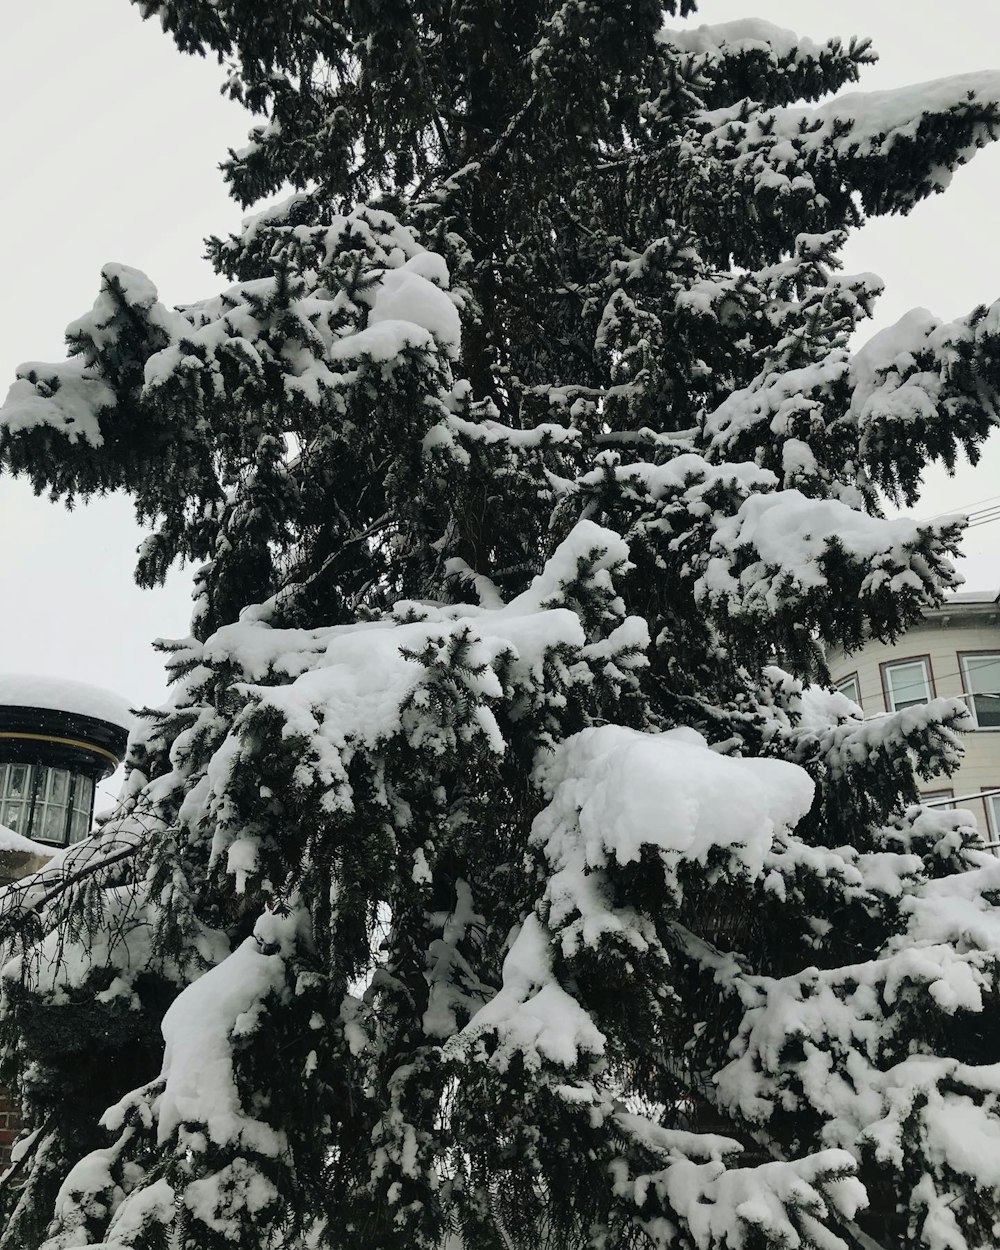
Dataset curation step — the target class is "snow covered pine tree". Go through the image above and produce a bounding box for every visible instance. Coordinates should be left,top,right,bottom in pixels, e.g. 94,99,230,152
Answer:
2,4,1000,1248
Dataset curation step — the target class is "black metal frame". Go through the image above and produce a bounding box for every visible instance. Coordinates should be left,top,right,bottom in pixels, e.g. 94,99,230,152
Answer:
0,702,128,846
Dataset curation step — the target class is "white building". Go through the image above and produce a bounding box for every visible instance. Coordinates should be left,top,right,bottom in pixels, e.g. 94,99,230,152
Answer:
828,592,1000,841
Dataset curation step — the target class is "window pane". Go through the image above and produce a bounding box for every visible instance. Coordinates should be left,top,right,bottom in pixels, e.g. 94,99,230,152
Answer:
836,675,862,708
922,790,955,810
67,776,94,842
973,694,1000,728
4,764,31,800
1,801,27,833
69,807,90,843
73,775,94,815
964,655,1000,728
988,795,1000,838
886,660,931,711
47,768,70,806
965,654,1000,692
39,804,66,844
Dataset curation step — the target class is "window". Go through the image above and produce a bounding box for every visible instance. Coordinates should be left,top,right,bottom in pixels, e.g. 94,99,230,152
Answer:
985,791,1000,839
960,653,1000,729
834,673,862,710
0,762,95,845
68,775,94,843
0,762,33,835
33,767,71,844
883,658,933,713
921,789,955,809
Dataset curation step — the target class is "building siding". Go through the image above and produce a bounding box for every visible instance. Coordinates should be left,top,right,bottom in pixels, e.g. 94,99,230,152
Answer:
828,603,1000,842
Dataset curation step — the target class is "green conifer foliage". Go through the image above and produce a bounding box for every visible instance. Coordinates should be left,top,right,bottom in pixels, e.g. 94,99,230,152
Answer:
2,6,1000,1248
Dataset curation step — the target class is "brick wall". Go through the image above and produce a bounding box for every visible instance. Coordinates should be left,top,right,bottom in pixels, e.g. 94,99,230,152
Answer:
0,1089,19,1169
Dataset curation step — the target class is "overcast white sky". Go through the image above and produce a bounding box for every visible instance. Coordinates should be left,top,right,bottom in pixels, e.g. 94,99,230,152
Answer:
2,1,999,736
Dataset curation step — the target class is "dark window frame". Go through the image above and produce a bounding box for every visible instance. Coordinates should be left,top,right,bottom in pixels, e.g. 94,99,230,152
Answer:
834,670,863,710
0,762,95,847
958,649,1000,731
879,653,936,714
984,788,1000,839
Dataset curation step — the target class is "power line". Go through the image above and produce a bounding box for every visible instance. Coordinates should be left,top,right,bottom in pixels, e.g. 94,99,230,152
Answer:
961,504,1000,523
920,492,1000,523
841,657,998,697
965,509,1000,529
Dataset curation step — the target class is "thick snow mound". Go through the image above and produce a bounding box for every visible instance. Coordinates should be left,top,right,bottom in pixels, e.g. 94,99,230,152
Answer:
0,673,133,729
701,70,1000,159
661,18,816,61
0,823,52,858
156,908,295,1154
1,358,113,446
534,724,814,876
448,727,815,1074
367,256,461,359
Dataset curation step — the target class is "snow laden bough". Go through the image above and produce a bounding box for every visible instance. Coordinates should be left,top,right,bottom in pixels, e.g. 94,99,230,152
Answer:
18,523,867,1250
0,207,475,634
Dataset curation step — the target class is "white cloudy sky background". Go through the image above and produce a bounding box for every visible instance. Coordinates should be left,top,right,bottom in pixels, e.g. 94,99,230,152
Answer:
2,0,999,733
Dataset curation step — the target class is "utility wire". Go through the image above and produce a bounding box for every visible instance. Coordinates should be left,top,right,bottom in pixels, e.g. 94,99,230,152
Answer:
965,510,1000,529
920,492,1000,523
841,663,998,697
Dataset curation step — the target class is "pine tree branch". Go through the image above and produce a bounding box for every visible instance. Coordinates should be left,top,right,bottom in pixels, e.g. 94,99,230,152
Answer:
0,838,142,940
0,1117,51,1192
480,91,539,171
431,113,453,166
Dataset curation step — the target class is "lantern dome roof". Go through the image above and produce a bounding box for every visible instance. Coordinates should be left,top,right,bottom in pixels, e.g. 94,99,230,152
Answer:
0,674,132,731
0,674,132,779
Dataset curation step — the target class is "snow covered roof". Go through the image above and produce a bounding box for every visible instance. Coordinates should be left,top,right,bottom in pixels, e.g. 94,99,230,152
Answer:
0,673,133,730
942,590,999,604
